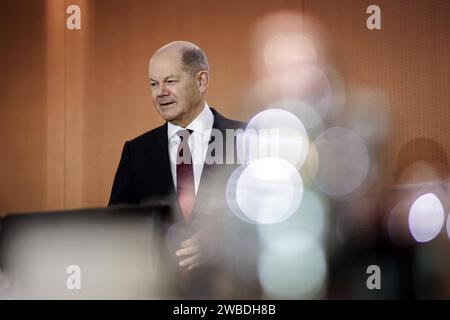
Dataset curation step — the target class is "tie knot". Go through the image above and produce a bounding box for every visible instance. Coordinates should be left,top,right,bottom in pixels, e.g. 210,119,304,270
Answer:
176,129,193,141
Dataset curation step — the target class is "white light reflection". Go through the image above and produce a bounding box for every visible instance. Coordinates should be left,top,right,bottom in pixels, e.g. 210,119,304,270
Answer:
258,233,327,299
242,109,309,169
258,188,327,245
312,127,370,197
226,165,258,224
232,158,303,224
270,98,323,130
408,193,444,243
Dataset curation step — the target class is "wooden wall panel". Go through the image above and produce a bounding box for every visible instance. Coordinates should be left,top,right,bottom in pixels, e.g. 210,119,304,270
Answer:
0,1,46,216
45,0,87,211
45,0,66,210
62,0,86,209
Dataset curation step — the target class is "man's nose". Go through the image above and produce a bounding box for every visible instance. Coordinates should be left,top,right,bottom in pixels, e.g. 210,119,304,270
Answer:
156,84,170,97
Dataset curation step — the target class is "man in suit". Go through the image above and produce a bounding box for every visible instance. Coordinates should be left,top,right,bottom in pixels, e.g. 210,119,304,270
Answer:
108,41,247,285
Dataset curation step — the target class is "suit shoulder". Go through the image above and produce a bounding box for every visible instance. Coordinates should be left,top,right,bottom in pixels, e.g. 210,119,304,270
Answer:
211,108,247,130
224,118,247,130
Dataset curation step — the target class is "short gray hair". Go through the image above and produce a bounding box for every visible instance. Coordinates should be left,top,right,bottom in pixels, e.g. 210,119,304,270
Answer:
181,46,209,76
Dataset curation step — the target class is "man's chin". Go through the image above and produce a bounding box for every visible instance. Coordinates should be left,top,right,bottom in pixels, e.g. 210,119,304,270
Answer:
159,108,180,123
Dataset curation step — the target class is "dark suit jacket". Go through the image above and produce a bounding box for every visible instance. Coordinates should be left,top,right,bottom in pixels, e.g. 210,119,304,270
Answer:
108,108,260,298
108,108,245,222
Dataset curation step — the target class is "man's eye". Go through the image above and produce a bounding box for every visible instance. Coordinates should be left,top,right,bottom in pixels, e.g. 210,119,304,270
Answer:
150,83,157,87
167,80,177,84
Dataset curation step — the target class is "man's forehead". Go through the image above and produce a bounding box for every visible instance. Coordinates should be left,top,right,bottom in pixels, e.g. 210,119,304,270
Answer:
148,52,183,77
152,47,182,61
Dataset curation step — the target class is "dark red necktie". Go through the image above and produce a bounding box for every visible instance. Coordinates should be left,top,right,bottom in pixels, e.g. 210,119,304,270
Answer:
176,129,195,222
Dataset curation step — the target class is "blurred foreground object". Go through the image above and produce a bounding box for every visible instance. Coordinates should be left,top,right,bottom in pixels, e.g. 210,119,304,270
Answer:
0,204,173,299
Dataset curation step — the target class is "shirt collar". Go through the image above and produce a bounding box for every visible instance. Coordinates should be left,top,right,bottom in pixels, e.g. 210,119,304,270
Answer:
167,102,214,140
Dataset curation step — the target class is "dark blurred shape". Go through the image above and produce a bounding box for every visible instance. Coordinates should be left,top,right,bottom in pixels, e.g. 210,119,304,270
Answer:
0,204,174,299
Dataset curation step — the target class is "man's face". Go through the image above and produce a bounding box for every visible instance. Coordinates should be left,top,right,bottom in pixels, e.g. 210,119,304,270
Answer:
148,51,202,127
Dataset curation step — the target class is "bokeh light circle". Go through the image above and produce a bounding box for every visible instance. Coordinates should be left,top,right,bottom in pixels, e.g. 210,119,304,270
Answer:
313,127,370,197
242,109,309,169
258,233,327,299
408,193,444,243
234,158,303,224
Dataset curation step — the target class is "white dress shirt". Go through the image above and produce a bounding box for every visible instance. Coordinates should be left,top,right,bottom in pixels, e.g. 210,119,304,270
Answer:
167,103,214,195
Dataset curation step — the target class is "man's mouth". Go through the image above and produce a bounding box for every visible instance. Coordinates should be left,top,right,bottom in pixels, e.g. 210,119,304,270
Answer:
159,101,175,108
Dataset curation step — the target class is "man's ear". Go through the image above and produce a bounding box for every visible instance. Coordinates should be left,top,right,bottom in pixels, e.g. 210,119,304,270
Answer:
197,71,209,93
